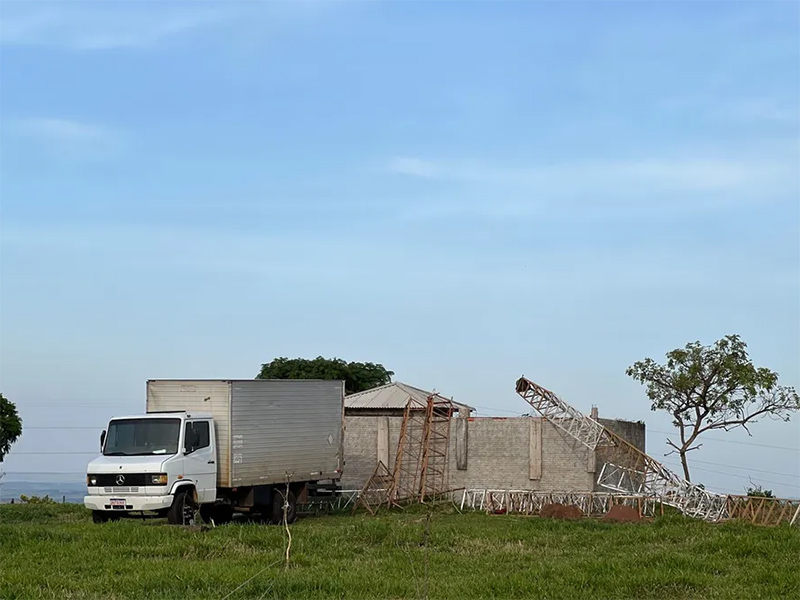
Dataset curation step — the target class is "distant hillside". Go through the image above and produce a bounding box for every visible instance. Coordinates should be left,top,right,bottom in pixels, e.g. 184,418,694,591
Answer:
0,481,85,504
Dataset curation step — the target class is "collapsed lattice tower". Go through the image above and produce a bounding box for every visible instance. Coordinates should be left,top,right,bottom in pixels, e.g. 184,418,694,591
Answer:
515,376,730,522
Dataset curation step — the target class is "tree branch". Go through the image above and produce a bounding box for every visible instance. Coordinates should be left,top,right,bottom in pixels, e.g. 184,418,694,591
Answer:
695,406,778,436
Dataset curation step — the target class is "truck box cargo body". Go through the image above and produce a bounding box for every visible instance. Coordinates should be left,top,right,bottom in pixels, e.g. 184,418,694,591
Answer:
146,379,345,488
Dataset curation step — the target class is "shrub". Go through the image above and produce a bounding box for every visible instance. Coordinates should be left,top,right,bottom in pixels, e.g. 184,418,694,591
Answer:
19,494,58,504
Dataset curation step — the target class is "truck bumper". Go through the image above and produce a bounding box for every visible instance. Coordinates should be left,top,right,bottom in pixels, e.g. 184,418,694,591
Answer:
84,495,174,512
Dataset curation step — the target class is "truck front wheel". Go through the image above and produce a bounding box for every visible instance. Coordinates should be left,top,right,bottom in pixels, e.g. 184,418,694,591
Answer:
92,510,120,524
167,490,196,526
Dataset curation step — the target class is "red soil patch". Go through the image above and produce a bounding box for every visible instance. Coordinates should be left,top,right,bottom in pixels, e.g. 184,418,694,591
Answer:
539,503,584,520
601,504,642,523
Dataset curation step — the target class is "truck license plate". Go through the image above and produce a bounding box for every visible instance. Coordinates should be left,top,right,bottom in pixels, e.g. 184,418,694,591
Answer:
110,498,126,509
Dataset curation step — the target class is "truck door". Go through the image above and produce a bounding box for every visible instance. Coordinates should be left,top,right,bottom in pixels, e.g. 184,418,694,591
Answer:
183,420,216,503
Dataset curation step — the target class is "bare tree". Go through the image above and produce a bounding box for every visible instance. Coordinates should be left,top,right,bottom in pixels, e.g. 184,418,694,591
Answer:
626,334,799,482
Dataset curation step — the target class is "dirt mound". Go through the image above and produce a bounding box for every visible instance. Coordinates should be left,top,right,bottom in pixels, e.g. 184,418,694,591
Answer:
539,503,584,520
601,504,642,523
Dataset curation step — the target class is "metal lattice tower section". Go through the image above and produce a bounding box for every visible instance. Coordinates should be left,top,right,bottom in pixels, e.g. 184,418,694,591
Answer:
515,376,730,522
353,461,393,515
389,395,454,505
389,400,426,504
418,398,454,501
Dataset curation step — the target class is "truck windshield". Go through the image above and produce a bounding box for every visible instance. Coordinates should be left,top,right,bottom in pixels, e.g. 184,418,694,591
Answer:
103,418,181,456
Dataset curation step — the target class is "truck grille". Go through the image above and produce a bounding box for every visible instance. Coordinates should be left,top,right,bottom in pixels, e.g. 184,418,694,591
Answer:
104,486,141,494
91,473,150,487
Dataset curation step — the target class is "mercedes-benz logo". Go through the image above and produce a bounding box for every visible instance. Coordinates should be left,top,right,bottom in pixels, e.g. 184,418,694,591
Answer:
116,475,125,485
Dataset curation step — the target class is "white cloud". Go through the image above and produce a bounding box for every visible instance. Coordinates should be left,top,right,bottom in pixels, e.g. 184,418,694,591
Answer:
660,95,799,125
15,117,113,143
389,155,792,191
387,157,439,178
723,99,799,124
9,117,122,159
385,149,799,220
0,5,224,50
1,221,796,295
0,1,339,52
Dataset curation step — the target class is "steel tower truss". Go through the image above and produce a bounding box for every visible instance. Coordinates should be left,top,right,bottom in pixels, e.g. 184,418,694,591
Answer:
515,376,729,522
389,395,454,504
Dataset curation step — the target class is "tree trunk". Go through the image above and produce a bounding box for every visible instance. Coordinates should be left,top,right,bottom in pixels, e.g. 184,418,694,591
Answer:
679,450,692,482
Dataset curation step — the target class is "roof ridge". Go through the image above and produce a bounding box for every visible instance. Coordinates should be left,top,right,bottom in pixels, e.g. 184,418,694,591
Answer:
343,380,475,412
346,381,397,397
396,381,435,396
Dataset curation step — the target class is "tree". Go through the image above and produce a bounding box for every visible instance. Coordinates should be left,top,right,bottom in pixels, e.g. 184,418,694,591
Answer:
626,334,799,482
0,393,23,462
256,356,394,395
745,484,774,498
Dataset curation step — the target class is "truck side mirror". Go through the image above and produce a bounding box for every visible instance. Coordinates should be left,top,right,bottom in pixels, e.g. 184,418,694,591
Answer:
100,430,106,451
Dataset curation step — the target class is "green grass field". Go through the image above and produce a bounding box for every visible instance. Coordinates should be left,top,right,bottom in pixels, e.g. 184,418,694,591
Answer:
1,503,798,599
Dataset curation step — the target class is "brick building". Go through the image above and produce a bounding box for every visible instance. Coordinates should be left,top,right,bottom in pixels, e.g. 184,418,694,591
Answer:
341,382,646,493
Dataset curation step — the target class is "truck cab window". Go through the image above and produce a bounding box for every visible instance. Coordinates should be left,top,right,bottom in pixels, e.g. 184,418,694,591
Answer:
104,418,180,456
185,421,210,453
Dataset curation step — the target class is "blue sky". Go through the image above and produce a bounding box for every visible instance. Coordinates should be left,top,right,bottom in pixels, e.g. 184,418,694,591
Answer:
1,0,798,498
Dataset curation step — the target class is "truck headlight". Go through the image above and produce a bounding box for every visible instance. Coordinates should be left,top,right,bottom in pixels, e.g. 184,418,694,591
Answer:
87,475,98,486
150,474,168,485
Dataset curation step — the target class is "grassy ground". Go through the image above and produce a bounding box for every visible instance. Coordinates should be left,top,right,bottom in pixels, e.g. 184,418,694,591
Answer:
1,503,798,600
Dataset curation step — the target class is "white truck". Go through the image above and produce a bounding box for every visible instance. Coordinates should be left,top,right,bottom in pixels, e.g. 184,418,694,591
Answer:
84,379,344,525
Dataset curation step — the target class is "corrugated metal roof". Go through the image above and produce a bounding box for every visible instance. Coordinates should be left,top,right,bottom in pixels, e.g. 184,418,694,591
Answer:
344,382,474,412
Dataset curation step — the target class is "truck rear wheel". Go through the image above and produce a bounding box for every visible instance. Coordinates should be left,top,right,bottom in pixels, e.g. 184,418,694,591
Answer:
200,504,233,526
270,489,297,525
167,490,196,526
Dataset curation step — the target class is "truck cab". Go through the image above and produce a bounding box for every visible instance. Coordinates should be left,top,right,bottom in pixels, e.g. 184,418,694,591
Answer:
85,411,215,524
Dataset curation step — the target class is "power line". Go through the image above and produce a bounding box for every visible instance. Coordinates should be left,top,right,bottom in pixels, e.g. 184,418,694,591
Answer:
22,426,100,430
17,418,800,453
16,404,130,408
650,453,800,479
662,461,798,489
648,429,799,452
680,458,799,479
1,472,86,475
471,405,526,416
10,451,97,455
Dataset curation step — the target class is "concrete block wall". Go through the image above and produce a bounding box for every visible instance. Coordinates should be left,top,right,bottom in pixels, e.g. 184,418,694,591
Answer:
447,417,595,492
599,418,646,452
341,412,613,492
593,417,647,492
341,415,385,490
340,413,408,489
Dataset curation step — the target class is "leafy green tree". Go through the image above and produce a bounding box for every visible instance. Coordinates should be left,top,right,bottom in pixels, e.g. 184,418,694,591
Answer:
0,393,23,462
257,356,394,395
626,335,799,482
